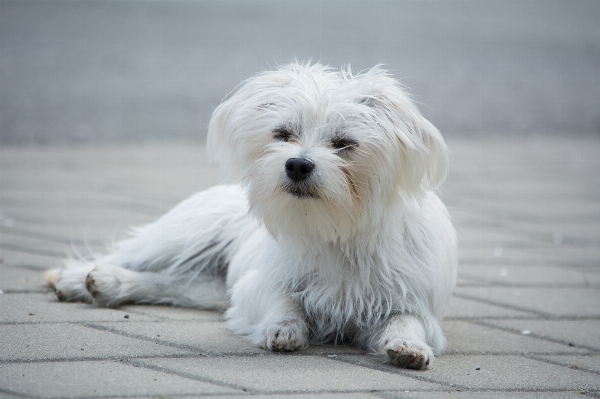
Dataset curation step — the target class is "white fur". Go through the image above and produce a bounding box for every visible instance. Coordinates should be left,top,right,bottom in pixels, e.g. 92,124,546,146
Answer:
46,63,457,369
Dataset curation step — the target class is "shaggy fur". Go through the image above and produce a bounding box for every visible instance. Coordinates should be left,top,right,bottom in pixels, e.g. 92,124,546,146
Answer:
46,63,457,370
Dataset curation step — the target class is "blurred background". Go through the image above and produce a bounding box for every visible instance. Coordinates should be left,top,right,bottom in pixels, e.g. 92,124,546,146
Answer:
1,0,599,144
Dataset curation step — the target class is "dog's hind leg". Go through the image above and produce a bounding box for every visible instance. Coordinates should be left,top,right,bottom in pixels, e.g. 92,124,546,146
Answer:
84,263,227,309
46,260,227,309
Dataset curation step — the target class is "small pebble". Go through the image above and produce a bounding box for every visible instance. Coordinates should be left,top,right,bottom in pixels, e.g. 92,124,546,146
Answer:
124,314,129,319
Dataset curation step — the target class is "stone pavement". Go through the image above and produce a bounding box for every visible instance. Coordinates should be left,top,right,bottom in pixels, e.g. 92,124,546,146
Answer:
1,136,599,398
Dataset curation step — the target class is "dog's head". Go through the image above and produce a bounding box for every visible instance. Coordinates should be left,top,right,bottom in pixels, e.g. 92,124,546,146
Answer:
208,63,448,244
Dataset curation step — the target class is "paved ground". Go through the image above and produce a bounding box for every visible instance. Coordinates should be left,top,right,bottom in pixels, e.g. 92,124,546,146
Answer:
2,0,600,143
1,136,599,398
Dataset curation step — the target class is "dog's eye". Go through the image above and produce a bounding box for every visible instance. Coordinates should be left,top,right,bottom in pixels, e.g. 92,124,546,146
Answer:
273,128,293,142
331,137,358,153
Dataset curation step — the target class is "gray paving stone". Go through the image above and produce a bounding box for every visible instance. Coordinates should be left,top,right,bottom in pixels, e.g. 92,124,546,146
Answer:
453,287,600,317
0,360,238,398
457,265,600,287
0,293,157,323
455,196,600,218
460,197,600,222
455,276,480,287
0,222,130,247
0,234,71,258
0,323,195,361
0,248,63,269
530,222,600,244
0,192,163,221
0,233,111,257
378,391,597,398
451,207,600,238
95,320,264,355
444,295,536,319
424,355,599,390
0,142,220,194
453,219,600,261
134,355,442,393
454,228,546,248
0,265,48,293
529,246,600,268
536,354,600,373
447,182,586,206
96,320,365,357
442,321,586,355
300,343,367,357
483,320,600,351
119,304,223,322
457,247,560,267
0,203,156,228
185,394,382,399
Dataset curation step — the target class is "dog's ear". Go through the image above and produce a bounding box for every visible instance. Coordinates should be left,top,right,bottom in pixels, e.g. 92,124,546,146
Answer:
207,105,241,182
207,78,272,183
355,67,449,194
207,68,297,183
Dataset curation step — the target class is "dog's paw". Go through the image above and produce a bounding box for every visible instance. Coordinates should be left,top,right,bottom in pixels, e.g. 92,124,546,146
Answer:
49,265,94,304
383,338,433,370
262,319,308,352
85,265,131,307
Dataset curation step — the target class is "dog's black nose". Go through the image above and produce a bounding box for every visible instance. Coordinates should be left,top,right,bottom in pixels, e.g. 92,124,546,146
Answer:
285,158,315,182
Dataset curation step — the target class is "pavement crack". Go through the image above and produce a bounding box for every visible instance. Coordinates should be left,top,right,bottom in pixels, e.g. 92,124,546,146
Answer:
82,323,207,354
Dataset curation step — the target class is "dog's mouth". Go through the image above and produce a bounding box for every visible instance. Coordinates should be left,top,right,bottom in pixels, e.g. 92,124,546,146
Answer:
283,182,319,199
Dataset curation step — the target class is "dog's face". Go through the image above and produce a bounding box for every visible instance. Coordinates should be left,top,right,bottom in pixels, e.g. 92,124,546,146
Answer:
208,63,448,244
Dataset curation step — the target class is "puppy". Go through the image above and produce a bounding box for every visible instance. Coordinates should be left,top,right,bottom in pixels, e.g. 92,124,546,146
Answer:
46,63,457,369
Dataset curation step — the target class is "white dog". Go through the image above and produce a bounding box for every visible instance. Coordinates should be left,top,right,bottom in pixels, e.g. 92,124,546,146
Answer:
46,63,457,369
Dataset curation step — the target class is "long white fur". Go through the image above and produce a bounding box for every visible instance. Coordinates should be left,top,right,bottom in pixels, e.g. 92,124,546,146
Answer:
46,63,457,369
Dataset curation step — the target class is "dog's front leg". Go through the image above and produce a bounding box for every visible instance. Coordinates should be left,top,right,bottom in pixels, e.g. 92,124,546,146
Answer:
226,270,309,352
261,311,308,352
376,314,435,370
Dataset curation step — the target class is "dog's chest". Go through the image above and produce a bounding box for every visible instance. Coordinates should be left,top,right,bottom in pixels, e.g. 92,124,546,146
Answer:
292,260,396,327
